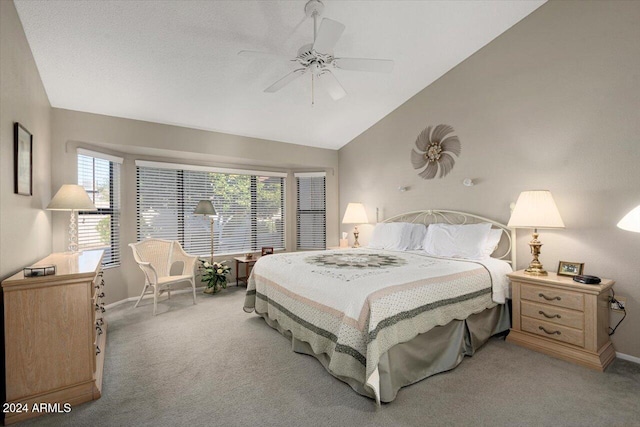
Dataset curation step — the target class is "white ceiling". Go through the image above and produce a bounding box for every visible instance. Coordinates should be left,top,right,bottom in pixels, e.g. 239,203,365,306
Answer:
15,0,544,150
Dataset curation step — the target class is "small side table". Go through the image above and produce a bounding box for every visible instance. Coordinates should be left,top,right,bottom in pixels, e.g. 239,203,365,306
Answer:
234,256,259,287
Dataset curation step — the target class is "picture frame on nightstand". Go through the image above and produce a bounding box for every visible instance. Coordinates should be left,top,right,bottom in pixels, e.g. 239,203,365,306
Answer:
557,261,584,277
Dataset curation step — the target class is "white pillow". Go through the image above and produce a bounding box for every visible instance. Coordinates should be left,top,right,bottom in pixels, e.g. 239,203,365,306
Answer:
423,223,492,259
407,223,427,250
482,228,503,258
368,223,413,251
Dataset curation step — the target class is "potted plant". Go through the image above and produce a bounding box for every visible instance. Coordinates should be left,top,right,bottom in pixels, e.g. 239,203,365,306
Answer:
200,260,231,294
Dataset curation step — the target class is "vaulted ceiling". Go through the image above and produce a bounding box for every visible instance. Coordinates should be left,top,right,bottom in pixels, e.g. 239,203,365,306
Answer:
15,0,544,149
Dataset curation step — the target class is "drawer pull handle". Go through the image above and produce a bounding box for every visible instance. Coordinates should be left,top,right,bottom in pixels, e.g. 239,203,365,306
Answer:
539,326,561,335
96,325,103,335
97,292,105,298
538,293,561,301
538,310,561,319
96,345,101,355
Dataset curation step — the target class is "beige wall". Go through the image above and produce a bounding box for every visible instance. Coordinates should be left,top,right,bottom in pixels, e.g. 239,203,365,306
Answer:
338,1,640,358
51,108,339,303
0,0,51,280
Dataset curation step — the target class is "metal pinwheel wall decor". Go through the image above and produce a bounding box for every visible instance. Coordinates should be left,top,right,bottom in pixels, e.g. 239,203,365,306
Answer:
411,124,461,179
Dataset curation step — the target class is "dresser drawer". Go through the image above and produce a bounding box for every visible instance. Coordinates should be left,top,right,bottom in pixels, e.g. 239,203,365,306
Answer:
521,301,584,330
520,283,584,311
521,316,584,348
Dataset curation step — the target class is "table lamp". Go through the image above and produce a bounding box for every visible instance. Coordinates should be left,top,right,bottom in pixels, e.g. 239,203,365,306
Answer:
342,202,368,248
47,184,97,253
507,190,565,276
617,205,640,233
194,200,217,263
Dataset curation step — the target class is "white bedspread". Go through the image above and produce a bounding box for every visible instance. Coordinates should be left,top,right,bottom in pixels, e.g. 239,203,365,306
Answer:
404,250,513,303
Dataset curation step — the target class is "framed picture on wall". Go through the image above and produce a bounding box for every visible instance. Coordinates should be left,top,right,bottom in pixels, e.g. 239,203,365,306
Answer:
14,122,33,196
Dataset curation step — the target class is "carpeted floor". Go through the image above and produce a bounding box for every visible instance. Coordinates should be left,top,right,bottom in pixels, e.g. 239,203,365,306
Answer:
21,286,640,427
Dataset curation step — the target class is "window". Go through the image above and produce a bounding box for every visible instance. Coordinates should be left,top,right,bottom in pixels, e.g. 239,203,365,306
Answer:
295,172,326,250
136,161,285,257
77,149,122,267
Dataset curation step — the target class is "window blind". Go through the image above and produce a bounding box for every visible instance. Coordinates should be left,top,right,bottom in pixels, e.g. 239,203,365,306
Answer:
136,163,285,257
296,172,326,250
77,153,121,267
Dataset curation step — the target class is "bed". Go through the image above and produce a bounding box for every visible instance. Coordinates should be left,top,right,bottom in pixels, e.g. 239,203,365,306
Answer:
243,210,515,403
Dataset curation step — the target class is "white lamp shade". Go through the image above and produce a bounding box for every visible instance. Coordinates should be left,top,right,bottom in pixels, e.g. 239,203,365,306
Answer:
617,205,640,233
342,203,368,224
194,200,217,216
507,190,565,229
47,184,97,211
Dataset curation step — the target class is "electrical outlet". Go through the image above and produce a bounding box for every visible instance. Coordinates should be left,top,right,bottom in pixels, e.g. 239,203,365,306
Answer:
610,296,626,313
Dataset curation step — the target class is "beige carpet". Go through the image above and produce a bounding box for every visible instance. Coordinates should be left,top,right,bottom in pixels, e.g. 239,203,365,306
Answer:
21,286,640,427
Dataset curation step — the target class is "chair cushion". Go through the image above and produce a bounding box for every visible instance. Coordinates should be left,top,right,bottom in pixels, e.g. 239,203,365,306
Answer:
157,275,193,285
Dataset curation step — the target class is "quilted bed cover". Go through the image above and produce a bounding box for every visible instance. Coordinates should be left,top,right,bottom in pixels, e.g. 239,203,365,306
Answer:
243,249,511,403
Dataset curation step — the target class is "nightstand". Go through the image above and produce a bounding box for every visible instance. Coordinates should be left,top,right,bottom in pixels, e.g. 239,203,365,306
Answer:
507,270,615,371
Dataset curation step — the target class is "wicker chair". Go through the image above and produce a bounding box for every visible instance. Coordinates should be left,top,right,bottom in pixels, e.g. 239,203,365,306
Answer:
129,239,198,315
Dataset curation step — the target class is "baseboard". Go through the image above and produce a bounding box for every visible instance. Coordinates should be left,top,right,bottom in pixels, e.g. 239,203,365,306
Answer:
104,282,239,310
616,352,640,365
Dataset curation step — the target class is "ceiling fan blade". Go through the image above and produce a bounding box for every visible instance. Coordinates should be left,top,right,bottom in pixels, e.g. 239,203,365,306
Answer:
318,70,346,100
334,57,394,73
312,18,345,53
264,68,308,93
238,50,294,61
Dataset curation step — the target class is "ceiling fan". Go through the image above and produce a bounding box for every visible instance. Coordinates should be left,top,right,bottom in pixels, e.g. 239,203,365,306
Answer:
238,0,394,104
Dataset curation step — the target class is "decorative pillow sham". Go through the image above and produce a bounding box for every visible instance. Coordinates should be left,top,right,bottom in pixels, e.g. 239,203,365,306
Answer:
407,223,427,250
368,223,416,251
482,228,503,258
423,222,492,260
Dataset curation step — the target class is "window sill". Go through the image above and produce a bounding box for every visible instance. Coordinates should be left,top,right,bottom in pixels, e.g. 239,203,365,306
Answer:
196,248,286,259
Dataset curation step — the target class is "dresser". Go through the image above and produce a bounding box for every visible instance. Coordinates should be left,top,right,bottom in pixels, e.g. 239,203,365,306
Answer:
507,270,615,371
1,250,107,424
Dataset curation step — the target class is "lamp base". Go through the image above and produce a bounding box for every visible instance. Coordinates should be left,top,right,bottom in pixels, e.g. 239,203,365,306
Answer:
524,266,548,276
352,226,361,248
523,230,548,276
68,210,79,253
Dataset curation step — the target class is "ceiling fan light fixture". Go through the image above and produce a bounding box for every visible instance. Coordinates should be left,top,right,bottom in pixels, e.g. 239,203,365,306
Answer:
239,0,394,104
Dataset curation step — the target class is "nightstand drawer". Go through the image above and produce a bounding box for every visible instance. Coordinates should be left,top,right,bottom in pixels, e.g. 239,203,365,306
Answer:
521,301,584,330
521,316,584,347
520,283,584,311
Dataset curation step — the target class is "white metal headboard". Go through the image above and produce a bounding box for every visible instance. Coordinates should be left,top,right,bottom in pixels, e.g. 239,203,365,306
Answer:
382,210,516,266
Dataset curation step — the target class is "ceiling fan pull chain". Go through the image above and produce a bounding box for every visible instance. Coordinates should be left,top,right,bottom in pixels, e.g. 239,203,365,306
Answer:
312,74,315,106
